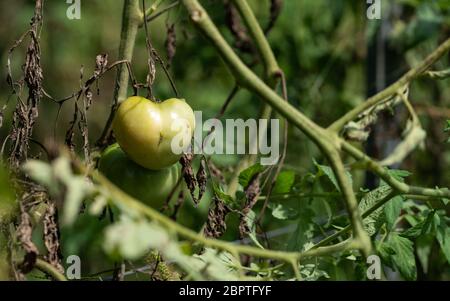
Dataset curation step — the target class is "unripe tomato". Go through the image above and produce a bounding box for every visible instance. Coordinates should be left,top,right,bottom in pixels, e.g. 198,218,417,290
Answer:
98,143,181,209
113,96,195,170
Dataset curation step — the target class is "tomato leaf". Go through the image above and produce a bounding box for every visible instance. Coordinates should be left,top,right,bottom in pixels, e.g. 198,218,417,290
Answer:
268,202,299,220
287,207,315,252
244,210,265,249
384,195,403,231
383,233,417,280
359,184,393,236
238,163,264,189
401,210,436,239
313,159,352,191
416,235,433,273
272,170,296,195
212,185,236,208
436,222,450,264
380,168,411,186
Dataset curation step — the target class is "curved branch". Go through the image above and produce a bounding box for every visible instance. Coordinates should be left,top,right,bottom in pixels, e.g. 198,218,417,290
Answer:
342,141,450,199
328,38,450,132
231,0,280,82
34,258,67,281
324,147,372,256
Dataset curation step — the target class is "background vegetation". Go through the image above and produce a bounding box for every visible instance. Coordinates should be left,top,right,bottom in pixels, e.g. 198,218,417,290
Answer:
0,0,449,280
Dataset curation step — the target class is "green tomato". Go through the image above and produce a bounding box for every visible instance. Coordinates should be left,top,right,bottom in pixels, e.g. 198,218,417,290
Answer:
98,143,181,209
113,96,195,170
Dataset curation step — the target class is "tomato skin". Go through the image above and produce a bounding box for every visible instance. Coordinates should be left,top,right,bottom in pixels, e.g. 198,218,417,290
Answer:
98,143,181,209
112,96,195,170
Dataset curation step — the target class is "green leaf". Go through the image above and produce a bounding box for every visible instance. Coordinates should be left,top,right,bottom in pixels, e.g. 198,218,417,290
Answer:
436,223,450,264
445,120,450,132
416,235,433,273
311,198,333,228
376,241,396,263
313,159,352,192
380,168,411,186
383,233,417,280
272,170,296,195
287,207,315,252
213,185,235,208
191,248,240,280
268,202,298,220
384,196,403,230
238,163,264,189
300,263,330,281
401,223,424,239
244,210,265,249
401,210,436,239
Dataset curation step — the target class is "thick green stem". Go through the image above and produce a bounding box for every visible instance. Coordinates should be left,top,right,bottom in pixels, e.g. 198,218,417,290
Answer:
115,0,141,104
304,238,356,257
97,0,141,146
324,148,372,256
342,142,450,198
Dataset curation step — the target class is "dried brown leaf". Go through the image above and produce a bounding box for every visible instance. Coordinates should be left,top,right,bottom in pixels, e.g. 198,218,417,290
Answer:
179,153,198,204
